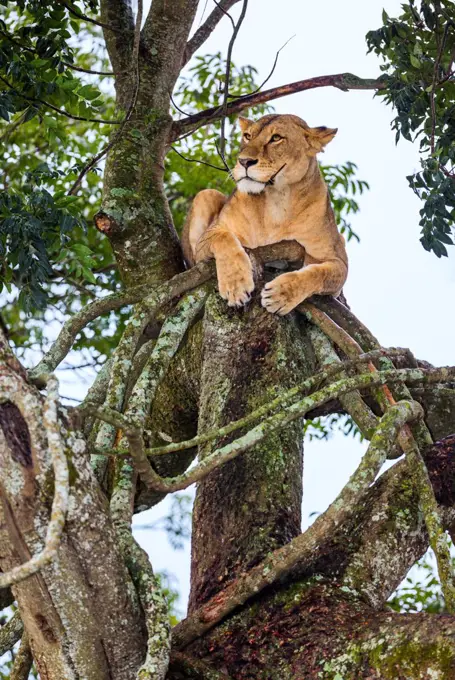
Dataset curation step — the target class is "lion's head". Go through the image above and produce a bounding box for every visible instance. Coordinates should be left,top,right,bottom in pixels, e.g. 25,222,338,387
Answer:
232,114,337,195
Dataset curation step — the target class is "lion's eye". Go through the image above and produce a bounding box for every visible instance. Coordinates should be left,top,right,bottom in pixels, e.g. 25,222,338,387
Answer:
270,134,283,143
243,132,251,141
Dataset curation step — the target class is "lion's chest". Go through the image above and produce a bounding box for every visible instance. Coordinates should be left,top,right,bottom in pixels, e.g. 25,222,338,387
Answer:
261,190,294,239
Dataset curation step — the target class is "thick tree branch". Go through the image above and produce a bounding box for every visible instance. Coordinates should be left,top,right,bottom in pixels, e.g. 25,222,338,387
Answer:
183,0,242,66
100,0,134,74
0,364,147,677
0,612,23,656
0,376,69,588
110,458,170,680
169,651,233,679
10,632,33,680
186,580,455,679
171,73,386,139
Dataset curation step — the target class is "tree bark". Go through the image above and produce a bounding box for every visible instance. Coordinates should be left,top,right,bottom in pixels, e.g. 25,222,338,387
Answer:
0,364,146,679
189,293,315,611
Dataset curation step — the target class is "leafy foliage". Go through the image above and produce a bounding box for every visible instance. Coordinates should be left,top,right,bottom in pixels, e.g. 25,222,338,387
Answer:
303,414,363,442
367,0,455,256
388,547,455,613
155,571,182,625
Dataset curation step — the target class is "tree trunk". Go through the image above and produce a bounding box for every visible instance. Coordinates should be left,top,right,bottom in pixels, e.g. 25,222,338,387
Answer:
189,293,314,611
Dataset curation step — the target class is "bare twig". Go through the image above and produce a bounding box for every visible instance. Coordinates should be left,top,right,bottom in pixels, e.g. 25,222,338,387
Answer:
219,0,248,161
170,145,229,172
170,93,192,118
0,376,69,588
228,34,295,100
212,0,236,29
61,61,115,76
58,0,124,33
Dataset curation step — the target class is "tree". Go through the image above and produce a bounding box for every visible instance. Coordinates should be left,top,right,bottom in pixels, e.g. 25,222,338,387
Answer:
1,0,455,678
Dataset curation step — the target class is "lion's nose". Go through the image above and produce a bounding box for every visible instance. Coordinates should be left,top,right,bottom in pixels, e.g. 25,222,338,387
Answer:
239,158,258,169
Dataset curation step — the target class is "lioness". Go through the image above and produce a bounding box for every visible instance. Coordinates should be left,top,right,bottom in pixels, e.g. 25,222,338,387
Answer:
181,114,348,315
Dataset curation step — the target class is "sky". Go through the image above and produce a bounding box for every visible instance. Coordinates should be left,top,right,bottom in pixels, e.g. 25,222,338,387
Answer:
54,0,455,614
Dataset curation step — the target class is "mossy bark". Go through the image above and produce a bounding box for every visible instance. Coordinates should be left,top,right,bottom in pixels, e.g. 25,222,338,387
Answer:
183,580,455,679
188,294,315,611
98,0,199,288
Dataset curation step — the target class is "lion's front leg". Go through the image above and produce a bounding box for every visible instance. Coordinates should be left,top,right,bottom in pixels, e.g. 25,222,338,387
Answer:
261,258,347,316
198,228,255,307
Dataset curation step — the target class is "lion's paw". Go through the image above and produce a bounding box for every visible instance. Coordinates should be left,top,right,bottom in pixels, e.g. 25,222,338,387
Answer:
261,272,307,316
217,252,255,307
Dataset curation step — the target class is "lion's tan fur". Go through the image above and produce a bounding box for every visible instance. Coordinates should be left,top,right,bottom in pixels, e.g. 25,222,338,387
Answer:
181,114,348,315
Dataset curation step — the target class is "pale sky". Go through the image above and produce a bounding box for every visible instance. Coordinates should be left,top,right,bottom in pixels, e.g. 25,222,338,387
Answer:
31,0,452,614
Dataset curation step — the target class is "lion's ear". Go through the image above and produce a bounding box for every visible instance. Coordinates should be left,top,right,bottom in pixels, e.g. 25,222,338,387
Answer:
238,116,253,133
306,126,338,154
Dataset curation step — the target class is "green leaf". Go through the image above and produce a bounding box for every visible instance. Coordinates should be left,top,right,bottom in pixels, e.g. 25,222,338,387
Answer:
78,84,100,100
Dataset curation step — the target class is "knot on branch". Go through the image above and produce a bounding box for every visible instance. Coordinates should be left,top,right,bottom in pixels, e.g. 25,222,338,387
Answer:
94,211,121,237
